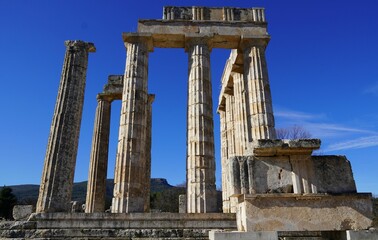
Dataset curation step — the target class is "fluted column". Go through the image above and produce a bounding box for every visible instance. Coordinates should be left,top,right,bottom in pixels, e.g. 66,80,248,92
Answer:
186,37,217,213
112,35,152,213
241,38,276,140
85,94,112,213
219,110,230,213
36,40,95,213
232,72,249,154
225,94,236,158
143,94,155,212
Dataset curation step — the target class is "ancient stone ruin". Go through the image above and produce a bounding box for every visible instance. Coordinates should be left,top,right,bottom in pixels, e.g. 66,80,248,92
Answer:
1,6,376,240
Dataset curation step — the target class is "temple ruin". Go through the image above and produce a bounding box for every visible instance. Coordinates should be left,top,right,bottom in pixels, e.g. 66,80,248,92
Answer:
1,6,376,240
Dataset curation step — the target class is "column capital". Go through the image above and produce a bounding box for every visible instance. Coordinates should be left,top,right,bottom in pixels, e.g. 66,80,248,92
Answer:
239,35,270,51
96,93,113,103
122,33,154,52
65,40,96,53
184,34,214,52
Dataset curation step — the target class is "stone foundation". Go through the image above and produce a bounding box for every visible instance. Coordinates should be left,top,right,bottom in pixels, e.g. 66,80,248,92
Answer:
237,193,373,232
0,213,236,239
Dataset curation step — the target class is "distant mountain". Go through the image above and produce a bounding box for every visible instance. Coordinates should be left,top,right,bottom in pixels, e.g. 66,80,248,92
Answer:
1,179,223,212
1,178,175,205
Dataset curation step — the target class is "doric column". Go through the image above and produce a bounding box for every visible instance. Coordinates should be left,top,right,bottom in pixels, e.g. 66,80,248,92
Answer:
112,35,152,213
225,94,236,158
232,72,249,154
241,38,276,140
219,110,230,213
85,94,112,213
186,36,217,213
143,94,155,212
36,40,95,213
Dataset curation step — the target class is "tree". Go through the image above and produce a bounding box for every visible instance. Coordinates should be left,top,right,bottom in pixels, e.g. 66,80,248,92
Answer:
276,125,312,139
0,186,18,220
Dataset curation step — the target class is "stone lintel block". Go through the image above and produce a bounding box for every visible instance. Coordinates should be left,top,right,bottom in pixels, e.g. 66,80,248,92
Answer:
209,230,278,240
237,193,373,232
249,139,321,157
136,21,268,49
102,75,123,99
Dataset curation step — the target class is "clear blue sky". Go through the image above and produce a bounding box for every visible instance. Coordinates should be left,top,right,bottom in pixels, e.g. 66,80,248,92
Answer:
0,0,377,195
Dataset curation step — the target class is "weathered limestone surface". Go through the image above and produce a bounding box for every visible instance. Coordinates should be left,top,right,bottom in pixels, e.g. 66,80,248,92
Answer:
163,7,266,22
112,36,152,213
136,22,268,49
85,75,124,213
209,230,277,240
226,140,356,196
232,72,249,155
346,229,378,240
143,94,155,212
0,213,237,239
85,95,111,213
102,75,124,98
12,205,33,220
228,156,293,196
312,155,357,194
237,194,373,232
241,39,276,140
179,194,187,213
186,37,217,213
219,111,230,213
36,40,95,213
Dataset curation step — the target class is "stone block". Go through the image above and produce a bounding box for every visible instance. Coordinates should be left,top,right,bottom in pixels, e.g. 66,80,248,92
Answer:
312,155,356,194
163,7,266,22
209,230,277,240
346,229,378,240
237,193,373,232
30,212,236,227
228,156,294,195
249,139,321,156
12,205,33,220
179,194,187,213
227,153,357,197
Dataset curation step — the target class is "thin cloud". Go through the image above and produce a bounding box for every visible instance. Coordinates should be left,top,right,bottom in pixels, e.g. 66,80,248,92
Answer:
364,82,378,96
275,108,377,139
275,109,324,121
325,136,378,152
306,123,377,135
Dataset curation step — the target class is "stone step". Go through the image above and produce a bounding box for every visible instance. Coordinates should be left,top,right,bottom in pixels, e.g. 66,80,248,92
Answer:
0,212,237,239
282,238,327,240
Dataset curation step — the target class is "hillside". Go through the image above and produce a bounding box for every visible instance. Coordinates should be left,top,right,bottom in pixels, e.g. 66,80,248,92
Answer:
1,178,223,212
2,178,174,206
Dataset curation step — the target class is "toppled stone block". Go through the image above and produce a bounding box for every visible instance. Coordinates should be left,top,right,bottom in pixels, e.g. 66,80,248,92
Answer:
12,205,33,220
